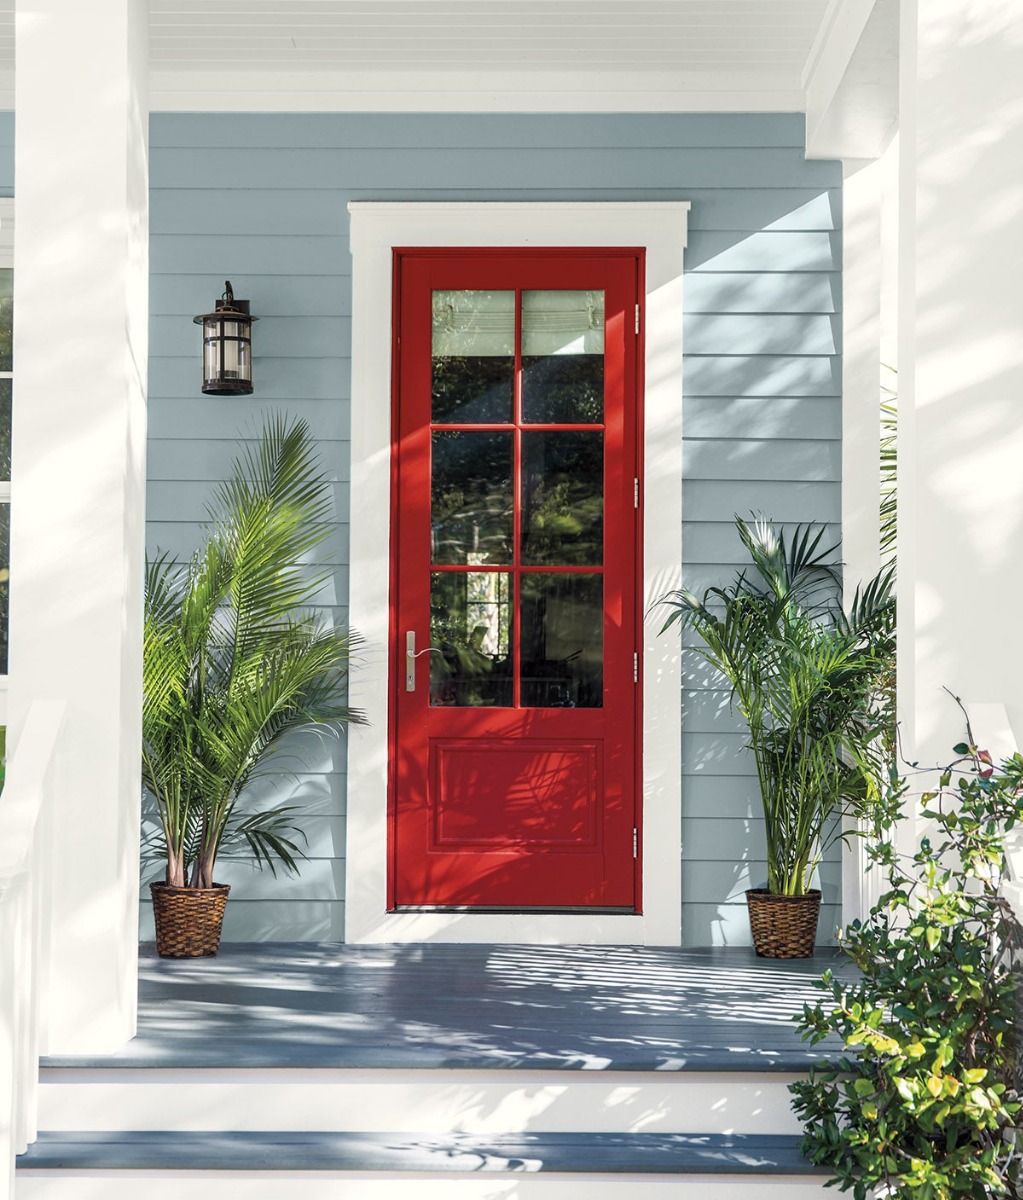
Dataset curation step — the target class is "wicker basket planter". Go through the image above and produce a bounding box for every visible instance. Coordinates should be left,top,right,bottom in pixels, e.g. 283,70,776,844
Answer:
151,882,230,958
746,888,821,959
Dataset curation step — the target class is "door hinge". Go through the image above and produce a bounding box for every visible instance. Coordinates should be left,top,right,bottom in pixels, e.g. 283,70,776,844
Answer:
635,304,641,335
634,477,640,509
633,652,639,683
633,828,639,858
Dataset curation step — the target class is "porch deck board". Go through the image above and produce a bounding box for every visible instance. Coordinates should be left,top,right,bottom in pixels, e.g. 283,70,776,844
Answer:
42,944,855,1073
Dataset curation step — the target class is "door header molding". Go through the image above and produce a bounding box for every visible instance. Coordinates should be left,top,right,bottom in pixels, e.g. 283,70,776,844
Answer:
346,201,688,945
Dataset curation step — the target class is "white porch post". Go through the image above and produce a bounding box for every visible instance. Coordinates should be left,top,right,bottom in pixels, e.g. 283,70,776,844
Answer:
8,0,148,1051
898,0,1023,769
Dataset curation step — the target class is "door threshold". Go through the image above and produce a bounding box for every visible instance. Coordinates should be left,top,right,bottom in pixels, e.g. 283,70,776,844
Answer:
393,905,638,915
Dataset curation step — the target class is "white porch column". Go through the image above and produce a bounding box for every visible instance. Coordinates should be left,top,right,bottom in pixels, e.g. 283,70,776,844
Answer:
9,0,148,1051
898,0,1023,766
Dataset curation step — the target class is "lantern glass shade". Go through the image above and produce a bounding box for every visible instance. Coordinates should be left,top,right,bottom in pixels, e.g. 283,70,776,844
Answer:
194,284,257,395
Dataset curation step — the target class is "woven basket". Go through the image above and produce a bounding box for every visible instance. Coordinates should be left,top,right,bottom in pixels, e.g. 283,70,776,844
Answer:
151,882,230,958
746,888,821,959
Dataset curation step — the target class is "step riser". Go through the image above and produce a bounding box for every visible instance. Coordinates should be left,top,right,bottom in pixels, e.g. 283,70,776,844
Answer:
38,1069,805,1137
16,1171,833,1199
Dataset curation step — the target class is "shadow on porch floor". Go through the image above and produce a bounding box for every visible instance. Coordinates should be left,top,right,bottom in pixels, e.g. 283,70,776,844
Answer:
44,943,855,1073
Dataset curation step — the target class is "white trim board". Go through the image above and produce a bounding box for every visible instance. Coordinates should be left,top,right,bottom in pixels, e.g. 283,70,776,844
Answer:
146,69,804,114
346,202,688,946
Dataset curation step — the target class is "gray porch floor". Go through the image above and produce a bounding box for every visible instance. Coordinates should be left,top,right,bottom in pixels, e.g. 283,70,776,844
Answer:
44,942,856,1072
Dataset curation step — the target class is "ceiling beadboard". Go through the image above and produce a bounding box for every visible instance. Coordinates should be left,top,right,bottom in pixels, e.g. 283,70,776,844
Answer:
147,0,830,72
0,0,853,113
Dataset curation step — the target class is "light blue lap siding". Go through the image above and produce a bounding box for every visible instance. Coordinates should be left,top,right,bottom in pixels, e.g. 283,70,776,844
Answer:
145,112,843,947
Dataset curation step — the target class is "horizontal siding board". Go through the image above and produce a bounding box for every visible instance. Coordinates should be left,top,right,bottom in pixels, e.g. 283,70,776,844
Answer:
150,188,840,239
684,354,841,396
151,234,351,277
682,731,754,777
680,520,840,564
139,900,346,942
683,396,840,440
149,356,348,400
193,857,345,901
147,436,348,482
151,187,347,236
150,112,810,151
682,438,841,482
682,775,760,818
147,521,349,568
151,314,350,359
682,903,841,947
147,397,351,441
682,479,840,524
683,816,769,861
684,271,840,314
151,273,350,317
148,478,350,524
150,147,842,192
687,188,841,232
686,230,840,273
682,817,843,866
685,313,840,355
684,860,841,904
681,688,744,736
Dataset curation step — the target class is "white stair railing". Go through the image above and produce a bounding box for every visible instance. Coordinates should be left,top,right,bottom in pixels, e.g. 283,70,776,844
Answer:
0,700,66,1200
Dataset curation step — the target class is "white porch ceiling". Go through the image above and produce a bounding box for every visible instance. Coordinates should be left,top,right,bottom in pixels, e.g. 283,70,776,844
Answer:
147,0,830,74
0,0,897,152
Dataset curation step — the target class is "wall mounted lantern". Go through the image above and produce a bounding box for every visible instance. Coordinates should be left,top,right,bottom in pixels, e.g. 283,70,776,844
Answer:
193,281,258,395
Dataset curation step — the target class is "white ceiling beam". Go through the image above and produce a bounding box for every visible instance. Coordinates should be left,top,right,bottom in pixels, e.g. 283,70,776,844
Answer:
803,0,876,152
805,0,899,161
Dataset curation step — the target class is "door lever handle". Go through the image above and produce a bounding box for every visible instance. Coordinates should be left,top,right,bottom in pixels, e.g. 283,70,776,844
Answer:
405,631,443,692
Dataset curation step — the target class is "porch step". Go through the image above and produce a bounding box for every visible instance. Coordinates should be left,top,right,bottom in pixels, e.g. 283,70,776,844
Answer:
20,1129,824,1173
35,1064,807,1135
16,1131,834,1199
18,946,850,1198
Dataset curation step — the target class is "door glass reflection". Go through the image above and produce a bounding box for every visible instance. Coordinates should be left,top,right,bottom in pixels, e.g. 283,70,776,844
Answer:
521,289,604,424
432,290,515,423
520,574,603,708
521,431,603,566
430,572,513,707
432,431,513,565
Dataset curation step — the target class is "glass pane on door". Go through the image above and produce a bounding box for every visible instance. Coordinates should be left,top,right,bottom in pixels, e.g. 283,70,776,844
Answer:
520,574,603,708
521,430,603,566
431,430,513,565
430,571,513,707
521,289,604,423
432,290,515,423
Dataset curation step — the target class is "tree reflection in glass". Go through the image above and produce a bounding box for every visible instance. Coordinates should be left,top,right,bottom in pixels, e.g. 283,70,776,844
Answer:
431,431,513,565
520,574,603,708
521,431,603,566
430,571,513,707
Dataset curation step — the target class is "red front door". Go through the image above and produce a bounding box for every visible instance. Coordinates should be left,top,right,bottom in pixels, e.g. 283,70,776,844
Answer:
390,249,642,910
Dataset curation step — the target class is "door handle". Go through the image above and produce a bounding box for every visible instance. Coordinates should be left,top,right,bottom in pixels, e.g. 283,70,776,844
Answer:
405,631,443,692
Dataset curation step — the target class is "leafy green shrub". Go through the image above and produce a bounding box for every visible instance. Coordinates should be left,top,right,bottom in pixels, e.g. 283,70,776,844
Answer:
791,736,1023,1199
660,515,895,896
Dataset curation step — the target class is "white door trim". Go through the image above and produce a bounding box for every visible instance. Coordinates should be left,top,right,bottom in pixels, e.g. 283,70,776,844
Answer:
346,202,688,945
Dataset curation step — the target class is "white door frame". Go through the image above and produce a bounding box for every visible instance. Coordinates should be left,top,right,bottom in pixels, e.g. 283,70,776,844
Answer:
346,202,688,945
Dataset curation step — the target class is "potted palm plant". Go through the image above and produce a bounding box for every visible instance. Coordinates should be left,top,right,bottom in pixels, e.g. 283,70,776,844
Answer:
661,516,894,957
143,415,363,957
